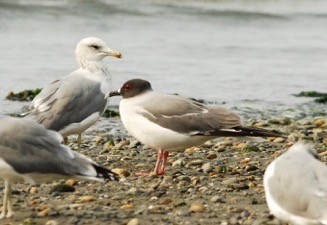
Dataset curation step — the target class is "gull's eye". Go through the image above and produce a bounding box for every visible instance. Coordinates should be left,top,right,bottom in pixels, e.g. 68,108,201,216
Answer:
90,44,100,50
124,84,132,91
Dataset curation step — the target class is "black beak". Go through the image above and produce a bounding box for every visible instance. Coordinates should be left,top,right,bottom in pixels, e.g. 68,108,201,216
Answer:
105,89,121,99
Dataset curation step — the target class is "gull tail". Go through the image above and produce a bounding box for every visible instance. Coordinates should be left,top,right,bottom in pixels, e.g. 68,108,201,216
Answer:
198,126,284,138
92,164,119,181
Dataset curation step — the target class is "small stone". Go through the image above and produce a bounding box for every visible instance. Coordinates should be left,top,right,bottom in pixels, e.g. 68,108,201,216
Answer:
323,137,327,145
184,147,199,154
29,187,38,194
222,177,238,185
112,168,130,177
237,143,248,149
172,158,185,167
50,184,75,193
126,187,140,195
187,159,205,166
121,204,134,210
127,218,140,225
65,179,77,186
241,158,251,164
210,195,223,203
273,137,285,143
159,198,173,205
314,118,326,127
202,162,213,173
103,141,114,151
207,153,217,159
37,206,52,217
245,165,258,172
78,196,97,202
215,140,233,147
190,201,205,212
45,220,59,225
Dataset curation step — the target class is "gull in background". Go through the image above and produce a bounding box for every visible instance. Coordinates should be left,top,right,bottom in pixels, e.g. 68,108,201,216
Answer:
0,117,118,218
108,79,282,175
264,143,327,225
27,37,122,149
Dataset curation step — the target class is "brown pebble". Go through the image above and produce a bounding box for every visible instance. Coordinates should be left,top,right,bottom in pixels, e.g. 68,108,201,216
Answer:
78,196,97,202
121,204,134,210
127,218,140,225
29,187,38,194
112,168,130,177
65,179,77,186
190,201,205,212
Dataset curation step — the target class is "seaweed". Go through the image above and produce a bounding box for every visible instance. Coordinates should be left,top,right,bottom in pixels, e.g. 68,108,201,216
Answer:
6,88,42,102
294,91,327,104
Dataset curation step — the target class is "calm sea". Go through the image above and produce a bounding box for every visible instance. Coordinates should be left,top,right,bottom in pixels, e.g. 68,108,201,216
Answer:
0,0,326,119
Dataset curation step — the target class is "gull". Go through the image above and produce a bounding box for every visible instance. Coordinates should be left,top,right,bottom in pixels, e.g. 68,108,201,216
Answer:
27,37,121,149
0,117,118,218
264,143,327,225
107,78,282,175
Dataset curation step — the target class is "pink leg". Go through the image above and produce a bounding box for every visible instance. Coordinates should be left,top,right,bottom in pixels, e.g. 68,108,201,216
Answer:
153,149,163,174
157,151,169,175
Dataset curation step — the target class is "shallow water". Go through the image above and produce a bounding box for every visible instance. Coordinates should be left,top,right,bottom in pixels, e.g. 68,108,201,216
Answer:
0,0,326,118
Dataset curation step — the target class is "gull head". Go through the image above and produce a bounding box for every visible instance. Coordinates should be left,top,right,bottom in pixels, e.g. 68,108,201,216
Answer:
75,37,121,68
106,79,153,99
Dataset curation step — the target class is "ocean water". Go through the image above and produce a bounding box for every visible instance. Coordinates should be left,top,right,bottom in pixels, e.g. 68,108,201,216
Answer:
0,0,326,119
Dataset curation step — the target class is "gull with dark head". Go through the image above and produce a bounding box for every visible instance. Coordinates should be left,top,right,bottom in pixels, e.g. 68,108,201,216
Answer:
264,143,327,225
0,117,118,218
107,79,282,175
27,37,122,149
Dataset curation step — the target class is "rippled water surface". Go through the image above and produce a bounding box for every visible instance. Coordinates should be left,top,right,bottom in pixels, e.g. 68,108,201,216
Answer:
0,0,326,118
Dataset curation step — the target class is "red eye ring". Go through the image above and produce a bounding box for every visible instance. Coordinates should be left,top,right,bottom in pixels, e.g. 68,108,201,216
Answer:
124,84,132,91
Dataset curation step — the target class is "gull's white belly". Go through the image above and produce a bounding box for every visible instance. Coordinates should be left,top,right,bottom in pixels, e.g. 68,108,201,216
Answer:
120,99,211,151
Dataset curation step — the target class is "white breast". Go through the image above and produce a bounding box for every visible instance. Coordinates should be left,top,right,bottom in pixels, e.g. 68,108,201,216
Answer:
119,95,210,151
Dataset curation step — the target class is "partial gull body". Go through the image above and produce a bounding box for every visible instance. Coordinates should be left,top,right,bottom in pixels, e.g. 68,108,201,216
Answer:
0,117,118,218
27,37,121,149
264,143,327,225
108,79,282,175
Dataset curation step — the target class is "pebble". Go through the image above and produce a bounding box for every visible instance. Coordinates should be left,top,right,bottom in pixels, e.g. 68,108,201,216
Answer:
127,218,140,225
273,137,285,143
112,168,130,177
37,206,52,217
45,220,59,225
66,179,77,186
172,158,185,167
50,184,75,193
222,177,238,185
189,201,205,212
314,118,326,127
215,140,233,147
202,162,213,173
245,165,258,172
187,159,205,166
210,195,223,203
126,187,140,195
323,137,327,145
236,143,248,149
121,204,134,210
29,187,38,194
206,153,218,159
78,196,96,202
241,158,251,164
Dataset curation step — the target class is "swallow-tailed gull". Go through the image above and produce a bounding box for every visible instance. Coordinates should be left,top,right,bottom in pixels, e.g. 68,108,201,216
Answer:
107,79,281,175
27,37,121,149
264,143,327,225
0,117,118,218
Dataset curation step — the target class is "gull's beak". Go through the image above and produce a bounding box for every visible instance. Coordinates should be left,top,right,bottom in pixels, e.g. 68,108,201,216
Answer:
106,49,122,58
105,89,121,99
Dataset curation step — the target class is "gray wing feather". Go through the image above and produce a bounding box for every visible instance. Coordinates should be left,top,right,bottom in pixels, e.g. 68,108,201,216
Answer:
0,117,96,176
141,93,241,134
27,74,107,131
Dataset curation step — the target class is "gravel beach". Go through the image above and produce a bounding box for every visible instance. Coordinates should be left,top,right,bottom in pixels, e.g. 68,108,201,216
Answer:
1,113,326,225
